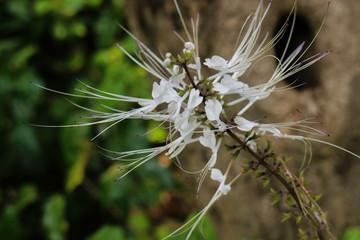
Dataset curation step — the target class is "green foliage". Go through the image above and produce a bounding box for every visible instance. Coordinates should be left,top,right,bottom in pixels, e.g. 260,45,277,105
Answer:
42,194,68,240
0,0,186,239
87,225,125,240
0,184,37,240
341,227,360,240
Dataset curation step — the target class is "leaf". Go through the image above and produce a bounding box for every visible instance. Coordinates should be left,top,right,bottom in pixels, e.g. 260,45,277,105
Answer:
270,188,281,205
263,178,270,188
146,121,168,143
298,228,309,240
65,144,90,193
87,225,125,240
129,209,151,234
42,194,68,240
313,194,323,202
340,227,360,240
286,195,294,207
281,212,292,222
16,184,37,209
0,205,21,240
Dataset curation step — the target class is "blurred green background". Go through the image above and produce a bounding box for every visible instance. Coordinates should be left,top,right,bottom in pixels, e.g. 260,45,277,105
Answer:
0,0,219,239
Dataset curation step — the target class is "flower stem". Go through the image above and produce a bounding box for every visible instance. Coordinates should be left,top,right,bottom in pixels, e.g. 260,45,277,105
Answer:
225,128,327,240
182,62,197,89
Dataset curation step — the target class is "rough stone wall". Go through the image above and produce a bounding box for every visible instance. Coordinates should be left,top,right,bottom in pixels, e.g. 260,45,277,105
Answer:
124,0,360,239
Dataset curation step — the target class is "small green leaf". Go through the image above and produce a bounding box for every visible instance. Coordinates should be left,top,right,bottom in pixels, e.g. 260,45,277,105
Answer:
298,228,309,240
281,212,292,222
263,178,270,188
313,194,323,202
65,145,89,193
16,184,37,209
283,156,291,163
298,170,304,179
42,195,68,240
129,209,151,233
270,188,281,205
296,215,302,224
286,195,294,207
87,225,125,240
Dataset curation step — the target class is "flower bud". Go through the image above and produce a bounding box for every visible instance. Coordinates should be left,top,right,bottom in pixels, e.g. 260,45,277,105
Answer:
163,58,171,67
173,65,180,75
184,41,195,50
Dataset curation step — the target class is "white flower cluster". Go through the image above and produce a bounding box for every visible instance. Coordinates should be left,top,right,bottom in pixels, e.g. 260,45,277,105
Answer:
31,0,359,239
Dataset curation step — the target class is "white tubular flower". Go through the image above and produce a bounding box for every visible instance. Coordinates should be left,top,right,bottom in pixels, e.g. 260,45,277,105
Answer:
197,129,222,193
205,99,222,121
204,55,229,72
210,168,224,182
213,75,249,94
255,126,282,136
234,116,258,132
151,79,179,104
205,99,227,131
187,88,203,111
210,168,231,195
169,70,185,89
199,128,216,151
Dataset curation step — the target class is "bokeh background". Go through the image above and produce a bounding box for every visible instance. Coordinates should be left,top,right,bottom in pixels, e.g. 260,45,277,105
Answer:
1,0,360,239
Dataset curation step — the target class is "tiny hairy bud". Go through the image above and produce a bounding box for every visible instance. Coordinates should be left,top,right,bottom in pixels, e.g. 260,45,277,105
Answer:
184,41,195,50
163,58,171,67
173,65,180,75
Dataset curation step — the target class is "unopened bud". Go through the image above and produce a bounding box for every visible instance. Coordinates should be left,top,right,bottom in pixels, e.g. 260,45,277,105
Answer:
184,41,195,50
163,58,171,67
165,52,172,58
173,65,179,75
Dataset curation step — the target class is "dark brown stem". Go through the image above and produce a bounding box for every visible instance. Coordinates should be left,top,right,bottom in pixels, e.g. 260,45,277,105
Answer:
225,129,326,240
181,62,197,89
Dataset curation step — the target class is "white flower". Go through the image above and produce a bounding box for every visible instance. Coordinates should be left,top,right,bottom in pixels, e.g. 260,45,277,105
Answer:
210,168,231,195
210,168,224,182
204,55,228,72
151,79,179,104
187,88,203,111
169,70,185,89
205,99,222,121
199,128,216,151
213,75,249,94
234,116,258,132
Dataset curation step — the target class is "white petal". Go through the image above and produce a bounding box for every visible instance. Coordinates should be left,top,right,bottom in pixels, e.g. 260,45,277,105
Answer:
199,128,216,149
205,99,222,121
220,183,231,195
204,55,228,71
234,116,258,131
187,89,203,110
210,168,224,182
